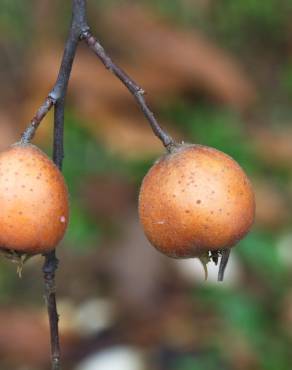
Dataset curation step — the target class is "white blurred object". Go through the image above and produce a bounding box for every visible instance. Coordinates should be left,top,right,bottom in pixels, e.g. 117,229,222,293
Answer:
174,251,242,286
74,298,115,336
56,298,115,336
277,233,292,267
75,346,145,370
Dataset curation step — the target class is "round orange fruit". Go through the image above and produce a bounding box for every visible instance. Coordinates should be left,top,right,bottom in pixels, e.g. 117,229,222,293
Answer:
139,144,255,258
0,143,69,255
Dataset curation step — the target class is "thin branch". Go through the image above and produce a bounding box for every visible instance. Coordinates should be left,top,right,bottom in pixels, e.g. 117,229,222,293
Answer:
21,0,88,144
20,97,55,144
21,3,174,150
81,30,175,150
37,1,87,370
43,252,60,370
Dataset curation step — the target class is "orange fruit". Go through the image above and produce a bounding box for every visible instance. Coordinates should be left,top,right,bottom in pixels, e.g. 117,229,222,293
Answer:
139,144,255,258
0,143,69,255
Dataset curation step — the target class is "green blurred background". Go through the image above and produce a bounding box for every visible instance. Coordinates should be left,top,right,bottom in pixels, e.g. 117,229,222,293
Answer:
0,0,292,369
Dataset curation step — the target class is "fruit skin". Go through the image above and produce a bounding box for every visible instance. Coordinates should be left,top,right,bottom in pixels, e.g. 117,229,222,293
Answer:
0,143,69,255
138,144,255,258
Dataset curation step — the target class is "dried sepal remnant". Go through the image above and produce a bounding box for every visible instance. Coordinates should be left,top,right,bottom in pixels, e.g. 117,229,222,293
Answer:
0,248,32,277
0,143,69,255
139,144,255,262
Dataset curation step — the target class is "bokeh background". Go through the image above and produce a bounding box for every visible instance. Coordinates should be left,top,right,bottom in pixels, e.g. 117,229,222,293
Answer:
0,0,292,369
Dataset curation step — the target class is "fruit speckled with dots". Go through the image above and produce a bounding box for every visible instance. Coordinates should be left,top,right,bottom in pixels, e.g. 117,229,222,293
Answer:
139,144,255,259
0,143,69,255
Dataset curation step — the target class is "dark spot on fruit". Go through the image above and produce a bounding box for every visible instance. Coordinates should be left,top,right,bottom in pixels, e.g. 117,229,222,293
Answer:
185,210,190,214
196,200,201,204
18,211,23,215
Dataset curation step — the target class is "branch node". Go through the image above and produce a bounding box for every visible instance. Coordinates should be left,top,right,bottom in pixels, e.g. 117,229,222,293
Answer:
48,91,59,102
80,28,90,40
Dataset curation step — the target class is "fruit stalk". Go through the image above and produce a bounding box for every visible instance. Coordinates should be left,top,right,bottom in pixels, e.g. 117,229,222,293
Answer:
81,30,175,150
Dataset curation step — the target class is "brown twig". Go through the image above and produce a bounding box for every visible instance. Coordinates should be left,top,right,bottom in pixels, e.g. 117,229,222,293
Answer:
41,1,87,368
20,0,88,145
43,252,61,370
21,8,174,152
81,30,175,150
20,97,55,144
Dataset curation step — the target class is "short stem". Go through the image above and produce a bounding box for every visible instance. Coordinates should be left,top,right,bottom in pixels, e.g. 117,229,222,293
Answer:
20,97,55,144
